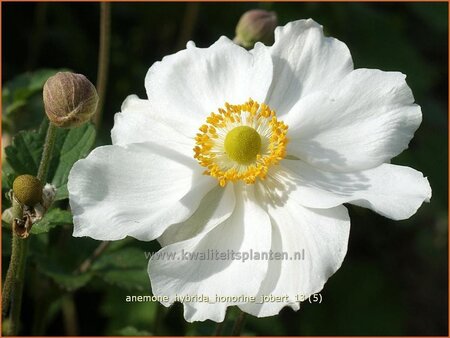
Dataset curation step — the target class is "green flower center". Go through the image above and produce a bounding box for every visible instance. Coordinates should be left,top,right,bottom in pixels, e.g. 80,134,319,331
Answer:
224,126,261,164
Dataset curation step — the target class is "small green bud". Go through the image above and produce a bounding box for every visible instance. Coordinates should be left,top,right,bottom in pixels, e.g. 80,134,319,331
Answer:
43,72,98,128
12,175,43,206
234,9,278,49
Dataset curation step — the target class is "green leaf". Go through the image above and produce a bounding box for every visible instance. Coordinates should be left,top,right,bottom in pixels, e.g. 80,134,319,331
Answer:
1,169,14,212
4,121,48,176
32,235,100,291
100,270,149,292
92,247,150,291
2,170,15,191
34,254,93,291
54,185,69,201
4,120,96,200
31,208,73,235
51,122,96,200
41,269,93,292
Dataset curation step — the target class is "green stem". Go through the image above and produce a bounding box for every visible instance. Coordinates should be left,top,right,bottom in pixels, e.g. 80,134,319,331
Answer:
2,200,24,319
213,308,228,336
175,3,200,50
30,266,51,335
7,235,28,336
231,311,247,336
76,241,110,273
37,122,57,182
26,3,48,70
93,2,111,128
61,294,78,335
3,121,58,335
213,321,224,336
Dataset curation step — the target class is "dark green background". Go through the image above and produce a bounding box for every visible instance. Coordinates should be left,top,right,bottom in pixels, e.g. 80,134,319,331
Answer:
2,2,448,336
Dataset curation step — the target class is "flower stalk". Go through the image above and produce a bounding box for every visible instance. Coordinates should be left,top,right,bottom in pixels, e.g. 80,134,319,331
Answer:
93,2,111,128
2,120,58,335
37,122,57,182
231,311,247,336
213,321,225,336
6,231,28,336
76,241,110,274
1,198,23,319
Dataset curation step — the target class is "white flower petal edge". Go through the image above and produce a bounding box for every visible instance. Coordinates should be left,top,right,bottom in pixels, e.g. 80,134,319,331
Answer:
284,69,422,172
145,36,273,124
240,194,350,317
279,161,431,220
158,184,235,247
111,94,197,146
266,19,353,116
69,142,216,241
149,185,271,322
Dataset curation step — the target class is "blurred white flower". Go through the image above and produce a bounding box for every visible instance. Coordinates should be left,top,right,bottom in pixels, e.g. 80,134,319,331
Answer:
68,19,431,322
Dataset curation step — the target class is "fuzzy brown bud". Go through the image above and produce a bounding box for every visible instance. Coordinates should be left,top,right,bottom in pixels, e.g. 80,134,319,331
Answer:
234,9,278,49
12,175,43,206
43,72,98,128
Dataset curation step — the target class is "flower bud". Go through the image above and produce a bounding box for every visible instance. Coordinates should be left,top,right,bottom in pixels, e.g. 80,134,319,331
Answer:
13,175,43,206
43,72,98,128
234,9,278,49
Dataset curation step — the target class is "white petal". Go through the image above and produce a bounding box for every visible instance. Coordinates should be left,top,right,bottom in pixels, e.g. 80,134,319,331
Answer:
266,19,353,116
111,94,197,146
148,184,271,322
68,142,216,241
145,36,273,122
280,160,432,220
285,69,422,171
240,192,350,317
158,183,235,247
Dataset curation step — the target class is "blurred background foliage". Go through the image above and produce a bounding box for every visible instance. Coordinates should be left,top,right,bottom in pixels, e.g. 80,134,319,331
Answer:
2,2,448,336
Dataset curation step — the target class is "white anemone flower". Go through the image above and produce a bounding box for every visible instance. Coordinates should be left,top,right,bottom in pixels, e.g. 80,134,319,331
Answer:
68,19,432,322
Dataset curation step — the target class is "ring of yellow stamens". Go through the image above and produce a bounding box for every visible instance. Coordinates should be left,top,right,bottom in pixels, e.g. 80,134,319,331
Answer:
194,99,288,187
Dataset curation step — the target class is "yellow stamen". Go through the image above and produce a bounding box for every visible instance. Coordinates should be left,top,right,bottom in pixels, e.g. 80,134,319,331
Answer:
194,99,288,186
